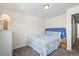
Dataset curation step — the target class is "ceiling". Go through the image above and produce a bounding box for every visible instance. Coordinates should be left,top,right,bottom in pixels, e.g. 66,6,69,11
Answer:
0,3,79,19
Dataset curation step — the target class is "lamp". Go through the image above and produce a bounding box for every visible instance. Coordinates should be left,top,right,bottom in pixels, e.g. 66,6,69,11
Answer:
0,14,10,30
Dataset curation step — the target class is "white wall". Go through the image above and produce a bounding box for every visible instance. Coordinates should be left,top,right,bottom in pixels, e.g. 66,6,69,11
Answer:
45,14,66,28
0,8,45,49
66,5,79,50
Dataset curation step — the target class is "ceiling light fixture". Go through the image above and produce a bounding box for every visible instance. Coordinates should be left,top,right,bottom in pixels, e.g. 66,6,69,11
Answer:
43,4,50,10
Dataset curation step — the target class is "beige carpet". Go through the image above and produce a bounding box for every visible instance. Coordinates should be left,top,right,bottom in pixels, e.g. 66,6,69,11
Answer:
13,46,79,56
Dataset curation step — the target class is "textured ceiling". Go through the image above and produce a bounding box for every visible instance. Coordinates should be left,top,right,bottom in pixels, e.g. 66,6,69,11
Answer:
0,3,79,19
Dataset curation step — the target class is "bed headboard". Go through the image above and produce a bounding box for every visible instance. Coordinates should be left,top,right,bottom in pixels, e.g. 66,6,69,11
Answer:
45,28,66,39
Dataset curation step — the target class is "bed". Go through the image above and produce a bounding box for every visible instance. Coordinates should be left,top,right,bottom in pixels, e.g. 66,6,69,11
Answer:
27,28,66,56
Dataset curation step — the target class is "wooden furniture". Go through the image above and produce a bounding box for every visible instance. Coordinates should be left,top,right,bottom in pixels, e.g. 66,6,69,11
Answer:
0,30,12,56
60,39,67,49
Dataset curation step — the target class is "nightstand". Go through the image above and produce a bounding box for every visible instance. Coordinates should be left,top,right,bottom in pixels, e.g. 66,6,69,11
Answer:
60,39,67,49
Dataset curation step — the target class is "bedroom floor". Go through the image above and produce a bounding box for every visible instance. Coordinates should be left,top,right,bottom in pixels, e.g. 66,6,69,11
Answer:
13,46,79,56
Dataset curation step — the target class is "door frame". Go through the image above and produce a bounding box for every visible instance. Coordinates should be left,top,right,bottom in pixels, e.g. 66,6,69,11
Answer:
66,5,79,51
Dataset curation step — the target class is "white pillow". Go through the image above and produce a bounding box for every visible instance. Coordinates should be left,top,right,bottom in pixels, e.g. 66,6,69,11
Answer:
46,31,61,38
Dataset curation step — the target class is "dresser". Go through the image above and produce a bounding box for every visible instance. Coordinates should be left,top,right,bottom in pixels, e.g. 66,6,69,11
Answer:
0,30,12,56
